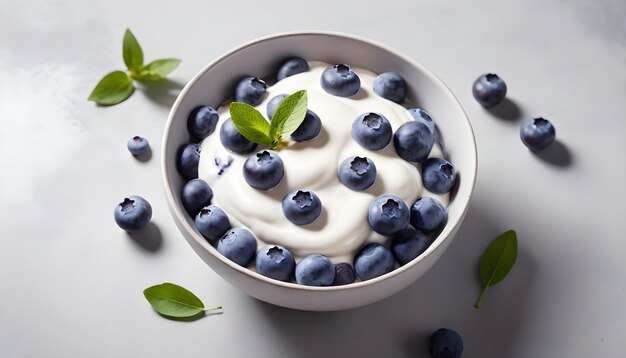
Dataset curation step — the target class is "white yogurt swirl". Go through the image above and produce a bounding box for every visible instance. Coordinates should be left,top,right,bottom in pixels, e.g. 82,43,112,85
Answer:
199,61,448,263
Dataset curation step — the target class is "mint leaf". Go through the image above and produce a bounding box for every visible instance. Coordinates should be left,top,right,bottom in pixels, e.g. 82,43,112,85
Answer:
475,230,518,308
138,59,181,80
87,71,135,105
143,283,222,319
229,102,273,145
123,28,144,72
269,90,308,141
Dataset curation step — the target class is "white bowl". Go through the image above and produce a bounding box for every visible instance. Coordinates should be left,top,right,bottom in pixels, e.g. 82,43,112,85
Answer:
162,31,477,311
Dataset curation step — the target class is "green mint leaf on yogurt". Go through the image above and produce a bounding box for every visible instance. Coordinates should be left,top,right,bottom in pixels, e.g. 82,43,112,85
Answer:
143,283,222,319
138,59,182,80
229,102,274,145
123,28,144,74
269,89,308,141
475,230,518,308
87,71,135,105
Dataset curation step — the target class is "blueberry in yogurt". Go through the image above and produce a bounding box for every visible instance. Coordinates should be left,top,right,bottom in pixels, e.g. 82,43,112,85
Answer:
393,120,435,163
338,155,377,191
234,76,267,106
332,262,357,285
216,228,257,267
291,110,322,142
373,71,406,103
277,57,309,81
295,253,335,286
177,143,201,179
352,112,393,151
408,107,436,134
520,117,556,151
220,118,258,154
195,205,230,244
114,195,152,232
282,190,322,225
410,197,447,232
391,227,429,265
354,243,396,281
255,245,296,282
243,150,284,191
422,158,457,194
127,136,149,156
472,73,507,107
368,194,410,236
320,64,361,97
187,106,219,140
266,93,288,119
181,179,213,216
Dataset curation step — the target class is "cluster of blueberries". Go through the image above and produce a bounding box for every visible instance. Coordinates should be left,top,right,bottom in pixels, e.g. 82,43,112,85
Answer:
172,57,458,287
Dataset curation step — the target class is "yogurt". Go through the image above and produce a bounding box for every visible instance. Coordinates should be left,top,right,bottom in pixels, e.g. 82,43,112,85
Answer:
198,61,448,263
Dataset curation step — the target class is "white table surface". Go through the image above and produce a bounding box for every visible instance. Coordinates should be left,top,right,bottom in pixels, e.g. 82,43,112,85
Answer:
1,0,625,357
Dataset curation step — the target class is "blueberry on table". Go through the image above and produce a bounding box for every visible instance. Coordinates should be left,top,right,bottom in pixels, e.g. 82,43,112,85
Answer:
338,156,377,191
391,228,429,265
127,136,150,156
187,106,219,140
410,197,447,232
177,143,201,179
520,117,556,151
291,110,322,142
220,118,258,154
295,254,335,286
332,262,357,285
266,93,288,119
243,150,284,191
373,71,406,103
408,107,436,134
320,64,361,97
422,158,457,194
114,195,152,232
195,205,230,244
429,328,464,358
368,194,410,236
353,243,396,281
352,112,392,151
216,228,257,267
472,73,507,107
234,76,267,106
181,179,213,216
282,190,322,225
277,57,309,81
255,245,296,282
393,121,435,163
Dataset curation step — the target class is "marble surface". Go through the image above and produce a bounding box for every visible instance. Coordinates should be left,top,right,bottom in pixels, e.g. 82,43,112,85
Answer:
1,0,625,356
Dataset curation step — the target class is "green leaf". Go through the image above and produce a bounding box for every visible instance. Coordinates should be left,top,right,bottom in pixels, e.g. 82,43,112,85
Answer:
123,28,144,72
229,102,273,145
87,71,135,105
269,90,308,141
475,230,518,308
137,58,181,80
144,283,219,319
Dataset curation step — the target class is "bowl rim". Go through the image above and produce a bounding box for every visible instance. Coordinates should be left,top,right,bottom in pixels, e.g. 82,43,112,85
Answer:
162,30,478,292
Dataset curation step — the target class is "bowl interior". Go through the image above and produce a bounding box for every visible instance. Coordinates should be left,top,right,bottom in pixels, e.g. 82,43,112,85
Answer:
162,32,477,310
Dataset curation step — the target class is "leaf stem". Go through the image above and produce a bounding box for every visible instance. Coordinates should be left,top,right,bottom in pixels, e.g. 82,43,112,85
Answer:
204,305,223,312
474,286,488,308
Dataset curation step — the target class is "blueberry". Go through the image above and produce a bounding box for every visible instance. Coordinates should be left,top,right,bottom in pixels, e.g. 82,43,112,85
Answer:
368,194,410,236
472,73,507,107
373,71,406,103
181,179,213,216
295,254,335,286
195,205,230,244
127,136,150,156
332,262,356,285
255,245,296,282
338,156,377,191
422,158,457,194
220,118,258,154
114,195,152,232
234,76,267,106
520,117,556,151
216,228,257,267
408,107,436,134
391,228,429,265
353,243,396,281
352,112,392,151
266,94,288,119
277,57,309,81
394,121,435,163
429,328,464,358
177,143,201,179
282,190,322,225
320,64,361,97
291,110,322,142
187,106,219,140
243,150,284,190
410,197,447,232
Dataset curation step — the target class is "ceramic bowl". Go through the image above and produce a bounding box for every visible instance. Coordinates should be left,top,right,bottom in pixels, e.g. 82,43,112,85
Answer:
162,31,477,311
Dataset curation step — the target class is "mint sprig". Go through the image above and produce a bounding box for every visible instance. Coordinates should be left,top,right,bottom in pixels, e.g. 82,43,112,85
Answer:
229,90,308,150
143,282,222,320
88,28,181,106
475,230,518,308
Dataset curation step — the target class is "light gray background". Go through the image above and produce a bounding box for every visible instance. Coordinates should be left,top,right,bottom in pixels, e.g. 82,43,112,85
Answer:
1,0,625,357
